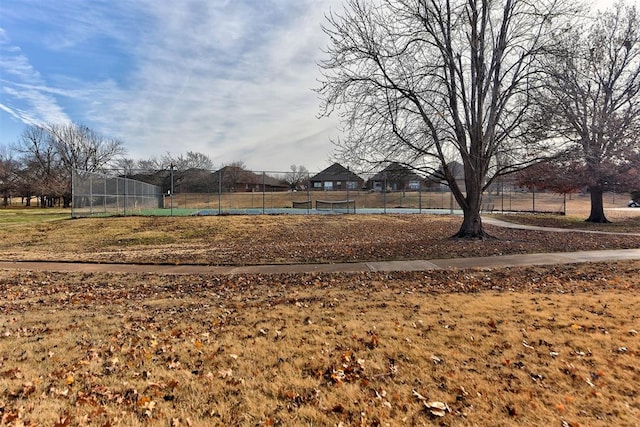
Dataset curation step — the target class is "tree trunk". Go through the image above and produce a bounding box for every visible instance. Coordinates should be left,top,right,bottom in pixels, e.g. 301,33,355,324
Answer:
454,207,490,238
452,184,493,239
585,186,610,223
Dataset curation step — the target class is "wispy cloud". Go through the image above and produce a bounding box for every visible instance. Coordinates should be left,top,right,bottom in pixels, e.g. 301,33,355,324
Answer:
0,0,342,170
86,0,343,170
0,28,70,126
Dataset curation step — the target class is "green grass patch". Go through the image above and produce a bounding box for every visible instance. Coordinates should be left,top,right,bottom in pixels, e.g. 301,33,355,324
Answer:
0,208,70,225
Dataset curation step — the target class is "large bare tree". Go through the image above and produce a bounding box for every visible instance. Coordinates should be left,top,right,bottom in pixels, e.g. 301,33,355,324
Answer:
14,123,125,207
14,125,66,207
48,122,125,174
536,1,640,222
46,122,126,207
318,0,574,237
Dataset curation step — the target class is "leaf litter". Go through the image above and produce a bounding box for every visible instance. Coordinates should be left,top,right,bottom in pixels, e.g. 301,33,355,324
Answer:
0,214,639,425
0,260,639,425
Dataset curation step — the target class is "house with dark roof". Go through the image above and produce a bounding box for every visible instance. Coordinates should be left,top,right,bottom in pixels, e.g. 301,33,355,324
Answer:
425,161,466,191
368,162,425,192
211,165,288,192
309,163,364,191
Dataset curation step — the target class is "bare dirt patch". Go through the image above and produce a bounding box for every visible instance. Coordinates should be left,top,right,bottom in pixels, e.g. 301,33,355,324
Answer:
1,263,639,426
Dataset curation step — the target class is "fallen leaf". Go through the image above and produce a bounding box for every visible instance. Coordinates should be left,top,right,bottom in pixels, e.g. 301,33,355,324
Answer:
218,368,233,378
53,416,71,427
424,401,450,417
412,389,428,401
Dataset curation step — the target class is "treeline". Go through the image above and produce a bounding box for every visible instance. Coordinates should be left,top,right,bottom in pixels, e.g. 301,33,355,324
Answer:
0,124,219,207
0,123,309,207
0,123,126,207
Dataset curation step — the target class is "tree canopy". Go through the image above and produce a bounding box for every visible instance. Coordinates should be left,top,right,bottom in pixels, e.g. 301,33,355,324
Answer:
534,1,640,222
318,0,576,237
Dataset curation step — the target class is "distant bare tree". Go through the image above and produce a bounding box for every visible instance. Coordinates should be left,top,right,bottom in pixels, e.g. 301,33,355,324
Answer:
14,125,66,207
0,145,18,207
114,157,136,176
221,161,248,192
318,0,576,238
285,164,309,190
535,1,640,222
162,151,214,171
136,157,162,173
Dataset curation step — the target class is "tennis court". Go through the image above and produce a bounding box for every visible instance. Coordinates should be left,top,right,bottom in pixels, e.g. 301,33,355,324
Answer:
70,169,633,218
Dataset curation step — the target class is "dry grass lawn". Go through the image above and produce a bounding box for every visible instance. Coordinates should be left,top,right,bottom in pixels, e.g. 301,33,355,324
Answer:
0,213,639,265
0,211,639,426
1,264,639,426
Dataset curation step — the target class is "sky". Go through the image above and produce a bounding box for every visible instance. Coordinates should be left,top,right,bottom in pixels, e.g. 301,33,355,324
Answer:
0,0,343,172
0,0,626,172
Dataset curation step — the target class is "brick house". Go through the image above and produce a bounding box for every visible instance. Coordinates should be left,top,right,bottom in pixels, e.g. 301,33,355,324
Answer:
309,163,364,191
368,162,425,192
211,165,288,192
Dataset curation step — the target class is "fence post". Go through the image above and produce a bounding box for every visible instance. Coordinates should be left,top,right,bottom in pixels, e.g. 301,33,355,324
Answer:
116,176,119,215
71,169,74,217
383,173,387,214
218,169,222,215
501,178,504,213
262,172,266,215
307,172,311,214
449,189,453,214
124,175,127,217
124,171,128,216
532,187,536,213
509,187,512,211
104,173,107,214
346,167,350,213
89,173,93,215
170,163,174,217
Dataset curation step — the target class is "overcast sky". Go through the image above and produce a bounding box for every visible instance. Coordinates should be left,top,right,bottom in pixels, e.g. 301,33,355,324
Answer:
0,0,628,172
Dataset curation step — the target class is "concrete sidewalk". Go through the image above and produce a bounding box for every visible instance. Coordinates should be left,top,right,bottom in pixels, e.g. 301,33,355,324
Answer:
1,217,638,275
0,248,638,275
482,216,640,236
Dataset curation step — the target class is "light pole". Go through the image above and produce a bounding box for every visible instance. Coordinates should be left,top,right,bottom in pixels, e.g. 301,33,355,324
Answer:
170,163,174,216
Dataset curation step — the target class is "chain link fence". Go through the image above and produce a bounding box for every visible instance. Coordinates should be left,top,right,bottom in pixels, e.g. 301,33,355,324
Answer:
71,170,162,218
70,167,632,217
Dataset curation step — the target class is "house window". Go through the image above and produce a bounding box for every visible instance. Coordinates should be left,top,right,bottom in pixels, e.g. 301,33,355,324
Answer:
313,182,322,188
346,181,358,189
409,181,420,190
324,181,333,190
